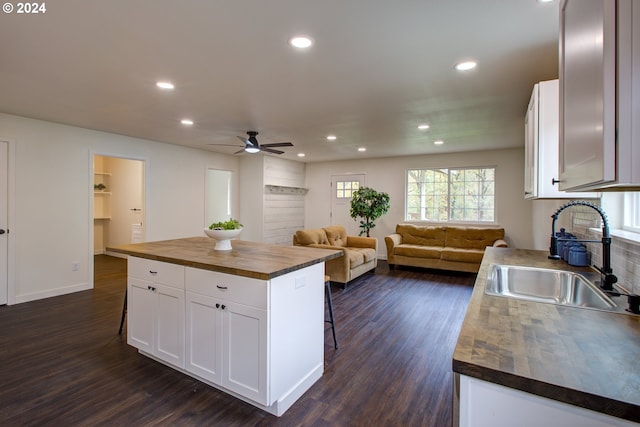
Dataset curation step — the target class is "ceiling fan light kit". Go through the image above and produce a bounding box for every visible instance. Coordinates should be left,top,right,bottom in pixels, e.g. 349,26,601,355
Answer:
232,131,294,155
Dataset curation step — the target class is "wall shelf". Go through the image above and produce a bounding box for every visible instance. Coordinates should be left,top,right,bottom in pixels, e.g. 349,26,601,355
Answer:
265,185,308,195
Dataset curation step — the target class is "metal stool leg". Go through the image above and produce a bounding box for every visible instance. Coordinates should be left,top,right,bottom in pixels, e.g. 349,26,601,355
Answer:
325,280,338,349
118,288,127,335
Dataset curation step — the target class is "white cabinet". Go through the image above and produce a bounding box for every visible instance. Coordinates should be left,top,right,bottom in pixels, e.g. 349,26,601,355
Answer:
185,269,268,405
457,375,636,427
126,256,325,416
559,0,640,191
525,80,598,199
127,257,185,368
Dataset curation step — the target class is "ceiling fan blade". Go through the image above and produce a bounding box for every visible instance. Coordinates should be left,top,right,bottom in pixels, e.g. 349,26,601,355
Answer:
261,142,293,148
207,143,244,147
234,148,246,154
237,136,248,144
260,147,285,155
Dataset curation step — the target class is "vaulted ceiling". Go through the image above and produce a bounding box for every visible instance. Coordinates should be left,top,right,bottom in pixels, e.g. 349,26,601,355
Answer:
0,0,559,162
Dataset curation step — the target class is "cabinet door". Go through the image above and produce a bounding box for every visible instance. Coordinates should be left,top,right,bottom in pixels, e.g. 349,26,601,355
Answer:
128,278,155,353
185,292,223,384
559,0,617,191
222,301,268,405
154,284,185,368
524,84,538,199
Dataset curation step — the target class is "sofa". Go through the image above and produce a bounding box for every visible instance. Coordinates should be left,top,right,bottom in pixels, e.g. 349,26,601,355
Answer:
293,225,377,287
385,224,507,273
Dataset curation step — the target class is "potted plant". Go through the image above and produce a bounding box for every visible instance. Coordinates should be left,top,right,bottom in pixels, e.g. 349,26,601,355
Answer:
349,187,390,237
204,219,243,250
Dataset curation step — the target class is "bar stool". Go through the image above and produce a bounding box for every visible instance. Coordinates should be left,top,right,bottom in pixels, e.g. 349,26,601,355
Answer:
324,275,338,349
118,289,127,335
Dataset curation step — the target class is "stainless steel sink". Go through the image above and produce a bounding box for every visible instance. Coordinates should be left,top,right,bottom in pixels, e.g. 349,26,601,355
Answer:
485,264,617,311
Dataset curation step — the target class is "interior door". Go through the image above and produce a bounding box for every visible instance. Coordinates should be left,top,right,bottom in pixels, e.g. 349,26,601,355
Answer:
330,174,365,236
0,141,8,305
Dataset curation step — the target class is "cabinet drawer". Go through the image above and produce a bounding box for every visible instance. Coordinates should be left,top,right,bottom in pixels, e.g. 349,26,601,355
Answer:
128,257,185,289
186,267,267,309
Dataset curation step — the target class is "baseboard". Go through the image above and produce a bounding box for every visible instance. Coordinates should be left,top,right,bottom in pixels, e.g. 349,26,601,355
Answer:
14,282,92,304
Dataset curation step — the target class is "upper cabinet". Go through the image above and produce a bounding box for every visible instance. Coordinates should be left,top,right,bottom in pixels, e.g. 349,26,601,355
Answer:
558,0,640,191
524,79,598,199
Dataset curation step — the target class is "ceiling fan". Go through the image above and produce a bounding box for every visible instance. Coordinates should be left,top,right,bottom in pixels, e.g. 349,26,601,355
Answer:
233,131,293,155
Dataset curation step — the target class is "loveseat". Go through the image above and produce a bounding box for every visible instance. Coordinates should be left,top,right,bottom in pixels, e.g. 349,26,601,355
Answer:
293,225,377,287
385,224,507,273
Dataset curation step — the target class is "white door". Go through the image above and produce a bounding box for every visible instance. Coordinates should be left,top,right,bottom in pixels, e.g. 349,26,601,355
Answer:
330,174,366,236
0,141,8,305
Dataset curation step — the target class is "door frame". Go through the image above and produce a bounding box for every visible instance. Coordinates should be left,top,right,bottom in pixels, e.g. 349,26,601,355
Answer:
89,150,148,286
330,173,366,236
1,138,16,305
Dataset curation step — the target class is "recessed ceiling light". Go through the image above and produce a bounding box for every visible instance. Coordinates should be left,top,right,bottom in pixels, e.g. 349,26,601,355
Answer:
434,140,444,145
358,147,366,152
297,153,306,158
418,124,430,130
326,135,337,141
538,0,554,3
289,36,313,49
156,81,175,90
455,61,477,71
181,119,194,126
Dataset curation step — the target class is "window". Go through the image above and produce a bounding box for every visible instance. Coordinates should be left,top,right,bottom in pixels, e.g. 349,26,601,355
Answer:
335,180,360,199
623,192,640,233
406,167,495,222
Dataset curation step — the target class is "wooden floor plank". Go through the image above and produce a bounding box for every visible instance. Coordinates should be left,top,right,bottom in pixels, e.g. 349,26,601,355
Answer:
0,255,473,426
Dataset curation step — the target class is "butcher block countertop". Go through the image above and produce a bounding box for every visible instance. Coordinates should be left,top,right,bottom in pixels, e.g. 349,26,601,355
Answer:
107,237,342,280
453,247,640,423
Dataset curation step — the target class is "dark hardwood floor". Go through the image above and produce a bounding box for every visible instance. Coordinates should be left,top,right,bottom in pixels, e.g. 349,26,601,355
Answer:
0,256,474,426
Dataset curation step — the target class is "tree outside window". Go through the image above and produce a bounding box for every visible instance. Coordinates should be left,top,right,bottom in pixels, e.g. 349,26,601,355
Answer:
406,167,495,222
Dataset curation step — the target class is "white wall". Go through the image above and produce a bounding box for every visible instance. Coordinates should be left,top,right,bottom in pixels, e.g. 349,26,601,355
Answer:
1,112,240,304
305,148,535,257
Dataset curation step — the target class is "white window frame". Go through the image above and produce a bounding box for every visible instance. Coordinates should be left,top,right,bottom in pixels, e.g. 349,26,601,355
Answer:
623,192,640,233
405,166,496,223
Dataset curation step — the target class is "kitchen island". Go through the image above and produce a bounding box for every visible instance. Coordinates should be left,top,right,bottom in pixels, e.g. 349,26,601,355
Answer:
108,237,342,416
453,247,640,426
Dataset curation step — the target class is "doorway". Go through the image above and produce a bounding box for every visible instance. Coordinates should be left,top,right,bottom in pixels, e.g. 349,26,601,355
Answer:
92,154,145,256
0,140,8,305
330,174,366,236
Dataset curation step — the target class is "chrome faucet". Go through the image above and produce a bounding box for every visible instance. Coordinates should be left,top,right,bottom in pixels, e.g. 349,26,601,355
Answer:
549,201,618,290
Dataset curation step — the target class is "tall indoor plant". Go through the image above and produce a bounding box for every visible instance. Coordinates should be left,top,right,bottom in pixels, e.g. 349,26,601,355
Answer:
349,186,390,237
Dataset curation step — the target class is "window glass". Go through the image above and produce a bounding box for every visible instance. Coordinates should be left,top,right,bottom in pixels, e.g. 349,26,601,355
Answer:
406,167,496,222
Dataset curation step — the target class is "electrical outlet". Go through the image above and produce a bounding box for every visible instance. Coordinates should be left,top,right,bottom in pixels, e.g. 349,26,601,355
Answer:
71,262,80,272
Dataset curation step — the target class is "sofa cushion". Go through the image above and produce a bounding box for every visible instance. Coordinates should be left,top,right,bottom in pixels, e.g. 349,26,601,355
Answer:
295,228,329,246
396,224,446,246
324,225,348,247
347,249,365,268
441,247,485,263
444,227,505,250
394,244,442,259
351,247,376,263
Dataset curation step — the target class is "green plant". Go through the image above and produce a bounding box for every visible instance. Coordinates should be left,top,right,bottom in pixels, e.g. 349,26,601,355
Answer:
208,218,243,230
349,187,390,237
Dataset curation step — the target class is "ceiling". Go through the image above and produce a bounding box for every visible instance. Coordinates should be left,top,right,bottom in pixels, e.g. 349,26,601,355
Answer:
0,0,559,163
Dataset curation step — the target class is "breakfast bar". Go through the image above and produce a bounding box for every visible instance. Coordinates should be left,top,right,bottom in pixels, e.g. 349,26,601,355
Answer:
108,237,342,416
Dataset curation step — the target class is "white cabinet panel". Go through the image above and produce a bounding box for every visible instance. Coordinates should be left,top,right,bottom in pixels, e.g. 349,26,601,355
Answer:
559,0,640,191
186,292,222,384
154,284,185,367
458,375,636,427
128,277,154,352
223,301,268,405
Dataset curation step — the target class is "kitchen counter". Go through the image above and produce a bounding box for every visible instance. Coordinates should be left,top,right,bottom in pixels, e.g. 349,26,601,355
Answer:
107,236,342,280
453,247,640,423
